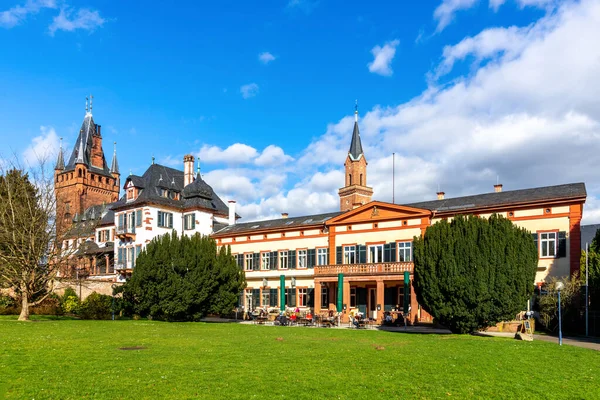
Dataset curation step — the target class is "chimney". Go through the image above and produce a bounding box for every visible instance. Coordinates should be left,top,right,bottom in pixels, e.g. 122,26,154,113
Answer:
183,154,194,186
228,200,236,225
281,213,288,219
437,191,445,200
494,184,503,193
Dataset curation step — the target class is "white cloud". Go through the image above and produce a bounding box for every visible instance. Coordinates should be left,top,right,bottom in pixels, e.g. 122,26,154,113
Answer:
23,125,60,167
286,0,319,14
199,143,258,165
258,52,276,65
240,83,259,99
489,0,506,11
434,0,479,32
255,145,293,167
368,39,400,77
0,0,55,28
48,7,105,35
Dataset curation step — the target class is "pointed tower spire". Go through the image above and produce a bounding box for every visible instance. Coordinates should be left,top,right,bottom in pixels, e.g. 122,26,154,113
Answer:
75,136,85,164
110,141,119,174
55,137,65,170
348,101,364,161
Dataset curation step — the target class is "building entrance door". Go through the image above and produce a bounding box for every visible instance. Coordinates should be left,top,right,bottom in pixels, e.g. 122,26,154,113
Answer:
356,288,367,316
368,244,384,263
368,288,377,320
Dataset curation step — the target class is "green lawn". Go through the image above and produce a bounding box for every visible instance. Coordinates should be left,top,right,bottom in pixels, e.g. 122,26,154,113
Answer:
1,316,598,399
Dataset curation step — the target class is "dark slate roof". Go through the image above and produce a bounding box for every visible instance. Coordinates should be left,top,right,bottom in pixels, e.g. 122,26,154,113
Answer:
406,183,587,213
64,203,115,238
213,211,343,236
581,224,600,250
64,112,112,177
74,241,114,256
112,164,229,216
55,145,65,170
348,119,364,161
110,149,119,174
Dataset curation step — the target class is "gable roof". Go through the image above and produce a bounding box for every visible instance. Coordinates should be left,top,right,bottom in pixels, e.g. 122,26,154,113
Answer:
406,183,586,214
326,201,430,225
213,211,342,237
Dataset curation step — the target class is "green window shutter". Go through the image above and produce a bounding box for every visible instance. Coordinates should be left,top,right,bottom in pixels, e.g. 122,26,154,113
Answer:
136,209,142,227
270,252,277,270
307,288,314,307
532,233,539,255
336,246,342,265
326,249,330,265
118,214,124,230
558,231,567,258
390,242,397,262
136,246,141,257
358,245,367,263
288,250,296,269
307,249,315,268
270,289,278,307
191,215,196,229
384,243,391,262
253,253,260,270
252,289,260,309
169,213,173,228
286,289,296,307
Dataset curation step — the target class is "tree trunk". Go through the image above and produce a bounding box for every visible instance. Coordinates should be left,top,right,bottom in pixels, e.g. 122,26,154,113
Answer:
18,290,30,321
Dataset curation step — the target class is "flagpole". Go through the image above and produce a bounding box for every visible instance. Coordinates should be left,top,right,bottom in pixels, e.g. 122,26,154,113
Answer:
586,242,589,337
392,152,395,204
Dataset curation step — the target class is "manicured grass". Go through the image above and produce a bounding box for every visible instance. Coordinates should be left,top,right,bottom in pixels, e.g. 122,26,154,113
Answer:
1,316,598,399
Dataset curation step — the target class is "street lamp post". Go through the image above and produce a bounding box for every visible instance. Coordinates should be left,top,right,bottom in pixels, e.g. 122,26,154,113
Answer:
111,284,117,321
556,281,564,346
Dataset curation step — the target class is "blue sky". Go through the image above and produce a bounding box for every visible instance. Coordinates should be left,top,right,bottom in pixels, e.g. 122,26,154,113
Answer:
3,0,600,224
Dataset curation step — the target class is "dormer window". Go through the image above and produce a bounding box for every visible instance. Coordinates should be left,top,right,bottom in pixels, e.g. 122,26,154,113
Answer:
161,189,168,198
126,187,135,201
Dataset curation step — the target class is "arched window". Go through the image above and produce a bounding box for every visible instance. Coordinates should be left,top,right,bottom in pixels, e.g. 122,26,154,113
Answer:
349,174,352,185
360,174,363,185
78,169,82,178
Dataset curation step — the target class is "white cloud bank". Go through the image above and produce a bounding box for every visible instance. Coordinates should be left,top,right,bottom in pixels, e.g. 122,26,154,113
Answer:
0,0,55,28
199,0,600,224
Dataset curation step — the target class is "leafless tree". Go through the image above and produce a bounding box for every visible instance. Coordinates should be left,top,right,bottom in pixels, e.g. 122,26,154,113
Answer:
0,156,70,320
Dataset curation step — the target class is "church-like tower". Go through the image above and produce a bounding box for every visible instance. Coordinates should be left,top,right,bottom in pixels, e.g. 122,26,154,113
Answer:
338,106,373,211
54,97,120,238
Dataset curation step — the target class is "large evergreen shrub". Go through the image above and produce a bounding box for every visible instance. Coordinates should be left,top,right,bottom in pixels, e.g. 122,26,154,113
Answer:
413,214,538,334
120,232,246,321
79,292,112,320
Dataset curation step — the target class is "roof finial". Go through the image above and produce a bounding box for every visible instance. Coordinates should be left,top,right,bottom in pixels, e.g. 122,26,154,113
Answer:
113,141,116,154
129,169,132,176
354,99,358,122
152,155,155,165
89,94,93,113
85,97,88,112
60,136,63,149
196,158,201,175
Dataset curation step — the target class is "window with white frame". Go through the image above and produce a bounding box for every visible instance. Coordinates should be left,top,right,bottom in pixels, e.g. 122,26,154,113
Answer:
158,211,173,228
321,286,329,308
540,232,557,258
279,251,288,270
317,248,328,265
184,213,195,230
261,253,270,270
344,245,356,264
262,290,270,307
244,253,253,271
398,241,412,262
297,249,307,268
298,288,307,307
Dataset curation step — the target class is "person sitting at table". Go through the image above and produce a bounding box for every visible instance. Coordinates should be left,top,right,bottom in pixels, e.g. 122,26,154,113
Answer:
384,312,393,326
350,313,360,328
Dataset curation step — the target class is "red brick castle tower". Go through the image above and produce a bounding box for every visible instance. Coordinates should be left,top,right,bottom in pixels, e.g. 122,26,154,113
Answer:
338,104,373,211
54,97,120,238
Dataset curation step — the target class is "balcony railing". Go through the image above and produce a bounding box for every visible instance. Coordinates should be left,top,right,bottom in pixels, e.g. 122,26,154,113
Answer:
116,226,136,239
114,261,134,271
314,262,413,277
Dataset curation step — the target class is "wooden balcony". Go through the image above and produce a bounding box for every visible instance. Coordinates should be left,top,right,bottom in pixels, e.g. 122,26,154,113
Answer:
314,262,413,277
